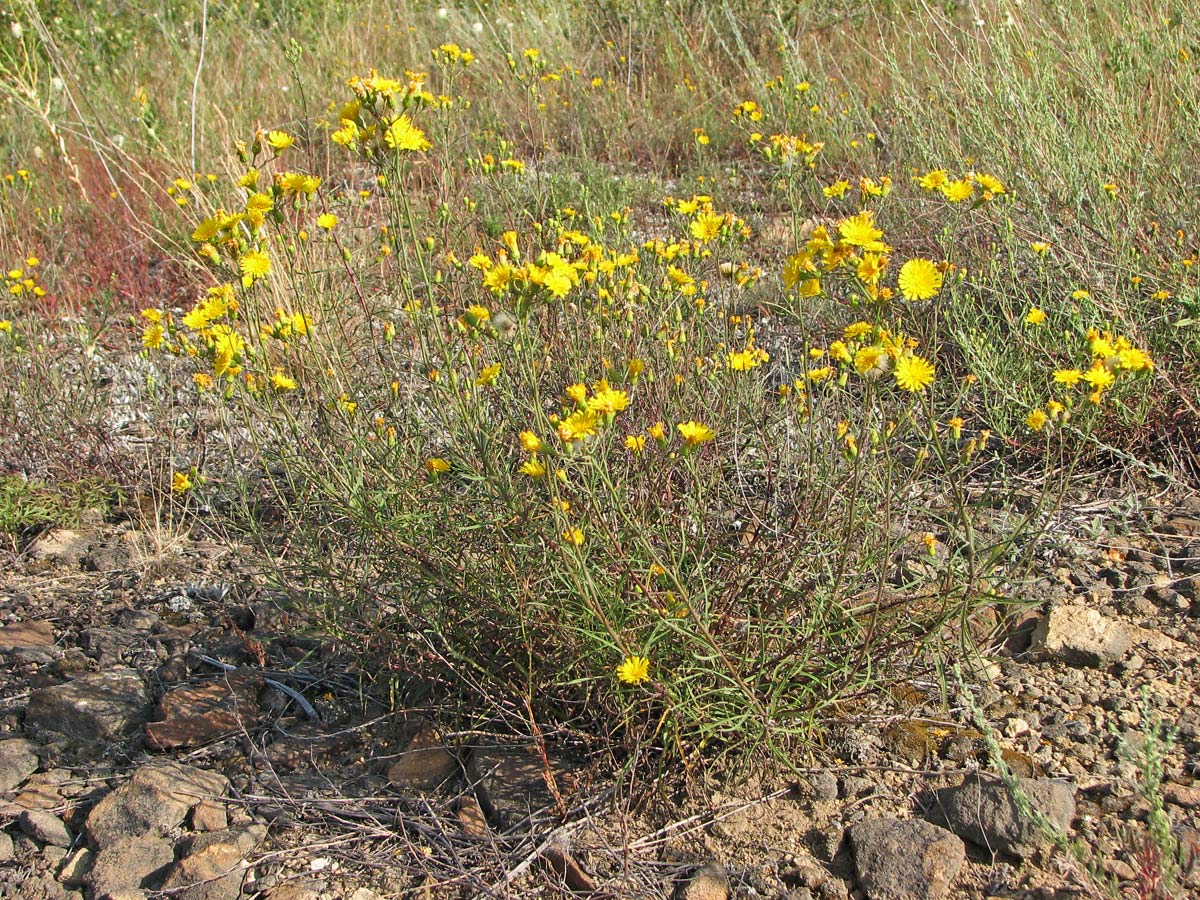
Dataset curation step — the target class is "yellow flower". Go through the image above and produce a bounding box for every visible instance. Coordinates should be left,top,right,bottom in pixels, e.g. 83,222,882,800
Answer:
384,114,432,152
648,421,666,442
564,383,588,405
425,457,451,475
616,655,651,685
520,457,547,478
940,179,975,202
476,363,502,386
823,179,851,199
239,251,270,281
1083,363,1115,391
1115,347,1153,372
727,348,769,371
843,321,873,340
266,130,295,150
677,420,715,445
1024,307,1047,325
141,324,164,349
1030,241,1051,255
316,213,338,230
465,304,490,326
853,344,890,379
278,172,321,197
171,471,193,494
271,368,297,391
947,416,964,440
563,528,585,547
587,386,630,414
917,169,948,191
897,258,943,301
559,409,599,443
837,211,886,249
972,173,1005,195
893,354,935,392
519,430,544,453
625,434,646,453
1026,408,1049,432
857,252,888,284
690,210,725,242
1054,369,1083,386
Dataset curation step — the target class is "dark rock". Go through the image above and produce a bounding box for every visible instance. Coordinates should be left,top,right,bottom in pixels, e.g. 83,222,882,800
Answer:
849,818,963,900
931,774,1075,858
0,737,40,792
25,669,152,742
85,763,230,849
806,772,839,802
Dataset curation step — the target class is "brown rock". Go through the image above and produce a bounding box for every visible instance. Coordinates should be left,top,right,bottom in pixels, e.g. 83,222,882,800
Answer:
86,762,229,848
146,673,262,749
87,835,175,897
676,862,729,900
1164,781,1200,809
57,847,94,886
18,808,73,847
1031,605,1131,667
0,619,56,653
456,796,489,838
161,825,266,900
13,770,70,810
26,528,92,568
266,879,324,900
190,799,228,832
386,726,459,789
850,818,965,900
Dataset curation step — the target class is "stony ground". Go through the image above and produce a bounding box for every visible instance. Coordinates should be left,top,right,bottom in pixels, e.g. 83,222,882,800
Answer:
1,490,1198,900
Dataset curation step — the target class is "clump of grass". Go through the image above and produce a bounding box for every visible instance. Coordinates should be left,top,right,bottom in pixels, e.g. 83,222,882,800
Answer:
0,474,121,547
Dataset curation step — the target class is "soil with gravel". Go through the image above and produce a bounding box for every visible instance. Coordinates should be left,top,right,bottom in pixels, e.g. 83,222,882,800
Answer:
1,489,1198,900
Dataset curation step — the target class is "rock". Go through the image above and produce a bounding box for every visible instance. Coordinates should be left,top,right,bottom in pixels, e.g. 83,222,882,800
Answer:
58,847,94,886
266,879,324,900
0,737,40,792
806,771,839,802
1164,782,1200,809
347,890,385,900
469,743,578,827
386,727,459,790
456,795,488,838
12,872,75,900
25,669,152,742
161,825,267,900
86,762,230,848
675,862,729,900
19,808,73,847
848,818,965,900
145,673,263,749
0,830,12,861
1030,605,1131,667
87,835,175,897
13,769,69,809
26,529,92,568
263,724,358,771
0,620,56,653
931,774,1075,858
190,799,228,832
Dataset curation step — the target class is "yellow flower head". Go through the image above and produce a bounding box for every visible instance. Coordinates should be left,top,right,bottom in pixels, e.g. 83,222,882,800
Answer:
171,471,193,494
897,258,943,301
425,457,451,475
1026,408,1049,432
266,130,295,150
893,354,936,392
563,528,585,547
677,420,715,446
616,655,651,685
1024,307,1047,325
384,114,432,152
519,430,544,453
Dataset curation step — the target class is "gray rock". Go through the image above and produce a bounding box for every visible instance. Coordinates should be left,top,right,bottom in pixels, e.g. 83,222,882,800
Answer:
0,737,40,792
266,880,324,900
87,835,175,897
26,528,92,568
86,762,230,849
806,771,839,802
0,830,13,861
1030,605,1131,667
932,774,1075,858
25,669,152,742
19,808,73,848
849,818,964,900
161,825,267,900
